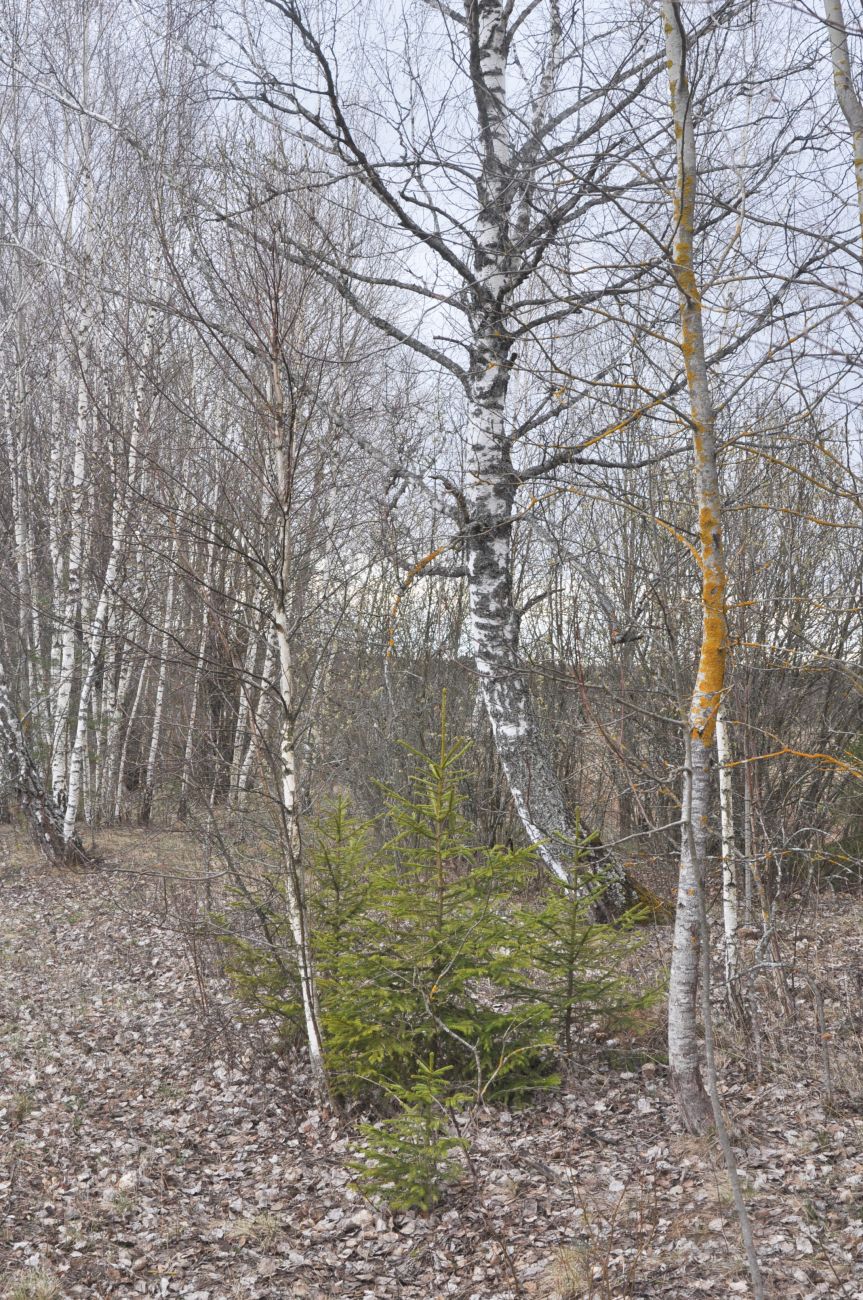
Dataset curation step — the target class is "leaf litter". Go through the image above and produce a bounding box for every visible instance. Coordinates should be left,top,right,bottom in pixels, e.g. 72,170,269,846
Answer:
1,831,862,1298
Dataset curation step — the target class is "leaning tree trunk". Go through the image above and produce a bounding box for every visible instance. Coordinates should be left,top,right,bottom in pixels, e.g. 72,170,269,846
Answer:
0,657,87,865
463,0,630,904
662,0,728,1134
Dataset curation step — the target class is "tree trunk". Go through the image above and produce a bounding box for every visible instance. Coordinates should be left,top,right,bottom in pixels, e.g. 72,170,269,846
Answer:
114,630,152,822
270,357,327,1095
51,412,87,810
662,0,728,1134
464,0,629,903
236,633,277,811
63,308,154,840
0,657,87,865
140,569,176,826
52,28,95,810
716,706,739,984
825,0,863,247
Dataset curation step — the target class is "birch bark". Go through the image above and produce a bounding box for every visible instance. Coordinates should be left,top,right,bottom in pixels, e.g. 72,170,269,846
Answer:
0,656,86,864
662,0,728,1133
228,605,266,811
102,549,146,821
52,30,95,810
464,0,628,901
715,706,739,983
270,356,326,1092
824,0,863,247
62,308,155,839
51,399,87,809
236,633,278,810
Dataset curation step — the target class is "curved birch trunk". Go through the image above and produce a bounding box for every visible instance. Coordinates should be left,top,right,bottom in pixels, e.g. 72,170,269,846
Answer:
178,534,218,821
824,0,863,247
662,0,728,1134
464,0,629,904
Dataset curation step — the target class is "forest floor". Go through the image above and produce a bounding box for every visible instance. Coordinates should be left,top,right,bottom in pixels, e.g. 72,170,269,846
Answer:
1,827,862,1300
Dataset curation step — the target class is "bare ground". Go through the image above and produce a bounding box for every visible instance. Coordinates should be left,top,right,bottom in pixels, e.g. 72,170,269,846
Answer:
1,826,862,1300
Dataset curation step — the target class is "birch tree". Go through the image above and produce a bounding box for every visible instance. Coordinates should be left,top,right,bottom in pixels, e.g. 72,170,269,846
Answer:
62,305,156,839
0,657,88,864
51,10,98,812
824,0,863,246
226,0,686,898
661,0,729,1134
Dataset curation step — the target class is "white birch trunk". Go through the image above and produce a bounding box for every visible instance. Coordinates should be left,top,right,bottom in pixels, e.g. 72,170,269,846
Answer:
463,0,629,904
63,525,129,838
47,426,65,743
52,32,94,810
6,388,35,720
273,593,326,1087
102,543,147,820
662,0,728,1133
825,0,863,247
51,417,87,809
228,616,265,810
743,759,754,923
270,359,326,1092
0,656,86,864
62,307,155,839
715,706,739,983
236,632,278,810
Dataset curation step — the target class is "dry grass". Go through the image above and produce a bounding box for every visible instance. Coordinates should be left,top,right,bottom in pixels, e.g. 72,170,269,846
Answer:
1,1268,62,1300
